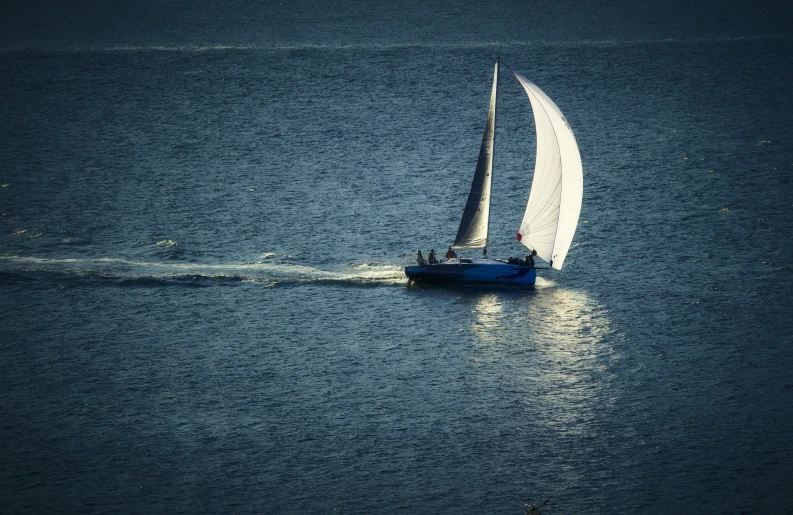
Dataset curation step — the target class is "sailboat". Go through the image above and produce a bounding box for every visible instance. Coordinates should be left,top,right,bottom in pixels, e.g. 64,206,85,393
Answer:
405,58,583,285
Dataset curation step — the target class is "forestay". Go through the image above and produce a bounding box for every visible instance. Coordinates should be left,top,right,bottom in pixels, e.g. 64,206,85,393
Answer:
511,69,583,270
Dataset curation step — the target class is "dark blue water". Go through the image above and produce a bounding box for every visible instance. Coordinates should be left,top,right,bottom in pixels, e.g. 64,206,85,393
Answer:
2,2,793,513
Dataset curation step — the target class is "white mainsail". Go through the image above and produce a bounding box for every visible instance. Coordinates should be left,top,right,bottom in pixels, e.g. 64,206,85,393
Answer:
453,59,499,250
511,69,583,270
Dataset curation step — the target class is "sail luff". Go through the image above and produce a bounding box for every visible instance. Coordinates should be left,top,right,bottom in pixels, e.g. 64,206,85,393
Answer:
452,59,499,250
510,69,583,270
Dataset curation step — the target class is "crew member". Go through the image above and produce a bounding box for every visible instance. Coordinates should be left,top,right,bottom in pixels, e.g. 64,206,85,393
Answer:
527,249,537,268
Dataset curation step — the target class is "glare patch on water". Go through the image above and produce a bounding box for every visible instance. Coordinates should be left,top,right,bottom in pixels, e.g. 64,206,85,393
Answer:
532,290,616,432
467,285,612,348
470,294,504,332
466,285,617,437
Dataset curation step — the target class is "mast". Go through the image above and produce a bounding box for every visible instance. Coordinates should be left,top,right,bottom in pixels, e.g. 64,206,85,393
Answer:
486,55,499,257
452,58,499,251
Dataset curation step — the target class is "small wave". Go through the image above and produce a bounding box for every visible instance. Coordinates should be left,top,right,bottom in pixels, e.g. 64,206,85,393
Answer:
156,239,177,247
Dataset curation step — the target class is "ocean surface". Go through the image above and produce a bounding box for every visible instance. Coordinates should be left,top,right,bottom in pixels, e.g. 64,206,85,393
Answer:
2,2,793,513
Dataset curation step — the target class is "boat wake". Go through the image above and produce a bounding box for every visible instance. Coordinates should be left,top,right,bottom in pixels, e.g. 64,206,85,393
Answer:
534,276,556,288
0,255,406,288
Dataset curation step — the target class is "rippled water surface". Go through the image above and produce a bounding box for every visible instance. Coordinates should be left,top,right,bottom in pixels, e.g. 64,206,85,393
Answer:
2,5,793,513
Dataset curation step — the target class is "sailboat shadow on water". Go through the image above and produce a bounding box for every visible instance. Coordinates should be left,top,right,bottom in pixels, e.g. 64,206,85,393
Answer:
405,57,583,286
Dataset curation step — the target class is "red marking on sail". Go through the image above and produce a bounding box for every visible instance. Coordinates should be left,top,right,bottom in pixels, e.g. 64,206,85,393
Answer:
516,233,522,241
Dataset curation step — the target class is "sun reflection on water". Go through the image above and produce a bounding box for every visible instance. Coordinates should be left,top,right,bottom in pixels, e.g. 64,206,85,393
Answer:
465,284,618,436
467,284,612,349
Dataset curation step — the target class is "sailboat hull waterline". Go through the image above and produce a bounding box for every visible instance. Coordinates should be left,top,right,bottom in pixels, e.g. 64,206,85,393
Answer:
405,259,536,286
405,58,582,286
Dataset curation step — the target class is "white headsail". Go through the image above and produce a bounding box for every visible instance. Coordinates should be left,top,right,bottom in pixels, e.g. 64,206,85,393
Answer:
511,69,583,270
453,59,499,250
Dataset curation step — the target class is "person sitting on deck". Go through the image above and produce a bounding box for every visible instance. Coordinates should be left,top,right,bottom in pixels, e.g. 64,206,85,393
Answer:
446,247,457,260
416,250,426,265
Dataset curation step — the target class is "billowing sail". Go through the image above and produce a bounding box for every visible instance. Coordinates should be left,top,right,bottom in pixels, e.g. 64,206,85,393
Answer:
453,59,499,250
511,69,582,270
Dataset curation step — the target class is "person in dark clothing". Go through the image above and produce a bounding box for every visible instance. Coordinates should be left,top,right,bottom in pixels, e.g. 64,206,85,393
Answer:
446,247,457,260
527,249,537,268
416,250,426,265
428,249,437,264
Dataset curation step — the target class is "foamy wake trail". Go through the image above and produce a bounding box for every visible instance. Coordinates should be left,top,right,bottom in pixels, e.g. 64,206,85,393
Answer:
0,255,406,287
344,263,406,284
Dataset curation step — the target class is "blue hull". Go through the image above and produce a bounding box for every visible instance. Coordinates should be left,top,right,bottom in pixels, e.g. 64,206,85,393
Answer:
404,259,536,285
